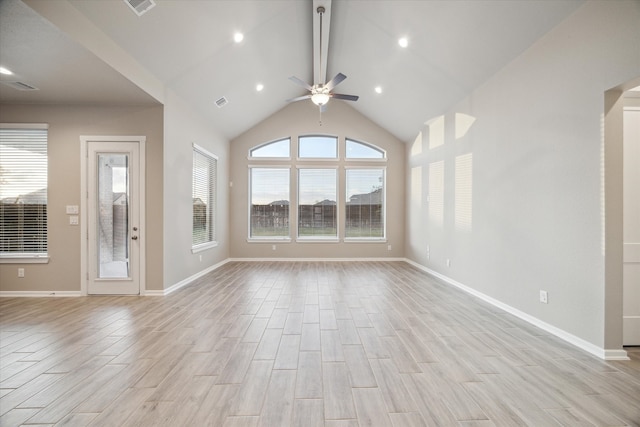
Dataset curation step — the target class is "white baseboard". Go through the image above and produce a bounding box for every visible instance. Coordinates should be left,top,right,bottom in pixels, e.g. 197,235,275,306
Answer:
0,291,82,297
228,257,406,262
404,259,629,361
161,258,232,296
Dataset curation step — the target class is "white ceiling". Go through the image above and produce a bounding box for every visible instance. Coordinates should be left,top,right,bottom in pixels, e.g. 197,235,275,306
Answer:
0,0,585,142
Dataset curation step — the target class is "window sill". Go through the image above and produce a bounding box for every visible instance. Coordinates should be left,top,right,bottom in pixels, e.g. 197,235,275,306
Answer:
296,238,340,243
0,255,50,264
191,241,218,254
247,238,292,243
344,238,387,243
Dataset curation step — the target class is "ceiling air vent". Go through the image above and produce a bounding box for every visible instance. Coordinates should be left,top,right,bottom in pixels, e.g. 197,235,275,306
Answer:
215,96,229,108
0,81,39,91
124,0,156,17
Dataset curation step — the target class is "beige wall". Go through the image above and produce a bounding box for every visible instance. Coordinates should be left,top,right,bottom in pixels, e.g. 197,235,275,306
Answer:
0,103,164,292
230,101,405,259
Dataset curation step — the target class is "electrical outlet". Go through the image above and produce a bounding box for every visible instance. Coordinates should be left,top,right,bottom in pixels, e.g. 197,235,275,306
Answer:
387,244,392,251
18,268,25,278
539,290,548,304
272,245,276,251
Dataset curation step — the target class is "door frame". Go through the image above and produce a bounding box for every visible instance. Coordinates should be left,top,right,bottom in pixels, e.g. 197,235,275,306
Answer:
80,135,146,296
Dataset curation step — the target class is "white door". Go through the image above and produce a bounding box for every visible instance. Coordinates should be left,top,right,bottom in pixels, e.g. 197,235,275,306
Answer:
623,106,640,345
83,137,145,295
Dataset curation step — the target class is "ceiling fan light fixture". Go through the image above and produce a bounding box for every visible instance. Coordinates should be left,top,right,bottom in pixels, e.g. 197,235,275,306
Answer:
311,92,330,106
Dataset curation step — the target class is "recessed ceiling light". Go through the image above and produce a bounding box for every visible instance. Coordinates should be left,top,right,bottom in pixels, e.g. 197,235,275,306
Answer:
234,32,244,43
0,67,13,75
398,37,408,48
374,86,382,94
256,83,264,92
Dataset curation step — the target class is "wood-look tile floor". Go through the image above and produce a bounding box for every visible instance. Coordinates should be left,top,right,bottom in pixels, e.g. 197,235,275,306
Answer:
1,261,639,426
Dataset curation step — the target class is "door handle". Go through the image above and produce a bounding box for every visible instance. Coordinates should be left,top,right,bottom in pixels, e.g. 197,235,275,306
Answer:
131,236,138,240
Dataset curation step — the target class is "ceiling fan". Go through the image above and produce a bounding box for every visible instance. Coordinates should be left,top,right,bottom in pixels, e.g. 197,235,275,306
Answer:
286,2,359,112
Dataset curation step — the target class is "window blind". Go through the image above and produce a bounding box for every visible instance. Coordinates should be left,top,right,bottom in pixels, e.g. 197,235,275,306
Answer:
0,125,48,255
192,145,217,246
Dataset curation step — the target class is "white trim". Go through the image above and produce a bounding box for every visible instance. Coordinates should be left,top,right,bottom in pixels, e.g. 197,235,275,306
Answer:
191,241,219,253
247,238,292,243
0,256,49,264
0,291,81,297
162,258,231,295
404,259,629,361
295,238,340,243
228,257,406,262
0,123,49,129
193,142,218,160
80,135,146,296
603,349,631,360
343,239,387,243
143,290,165,297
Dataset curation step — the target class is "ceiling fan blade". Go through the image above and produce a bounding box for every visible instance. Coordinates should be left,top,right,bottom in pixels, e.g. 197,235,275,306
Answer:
331,93,359,102
288,76,313,91
325,72,347,91
286,94,312,103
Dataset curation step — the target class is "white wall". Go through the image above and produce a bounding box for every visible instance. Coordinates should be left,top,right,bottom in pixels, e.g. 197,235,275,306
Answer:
623,97,640,345
405,0,640,352
163,89,230,289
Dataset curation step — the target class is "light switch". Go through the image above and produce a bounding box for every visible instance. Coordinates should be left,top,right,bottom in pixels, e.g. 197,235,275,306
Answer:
69,215,79,225
66,205,79,214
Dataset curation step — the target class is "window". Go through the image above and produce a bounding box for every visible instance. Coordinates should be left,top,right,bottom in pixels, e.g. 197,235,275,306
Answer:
250,168,290,239
299,135,338,159
346,139,385,159
345,169,385,239
192,144,217,250
250,138,290,158
0,124,48,260
298,168,337,239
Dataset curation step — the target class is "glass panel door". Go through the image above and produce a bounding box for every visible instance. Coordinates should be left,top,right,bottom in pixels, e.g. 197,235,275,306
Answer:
86,139,141,295
97,153,130,279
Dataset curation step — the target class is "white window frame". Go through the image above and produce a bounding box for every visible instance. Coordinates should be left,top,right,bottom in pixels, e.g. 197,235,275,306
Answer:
248,137,291,160
191,143,218,253
345,138,387,161
0,123,50,264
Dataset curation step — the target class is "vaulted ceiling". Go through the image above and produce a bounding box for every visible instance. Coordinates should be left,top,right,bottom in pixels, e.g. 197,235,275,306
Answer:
0,0,584,142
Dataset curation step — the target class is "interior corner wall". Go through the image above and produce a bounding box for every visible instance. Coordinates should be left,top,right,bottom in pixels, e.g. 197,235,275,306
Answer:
405,0,640,350
0,103,164,292
229,100,405,259
163,89,230,289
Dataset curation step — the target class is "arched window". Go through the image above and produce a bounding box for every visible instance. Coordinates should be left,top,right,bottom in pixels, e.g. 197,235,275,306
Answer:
249,137,290,158
345,138,385,159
